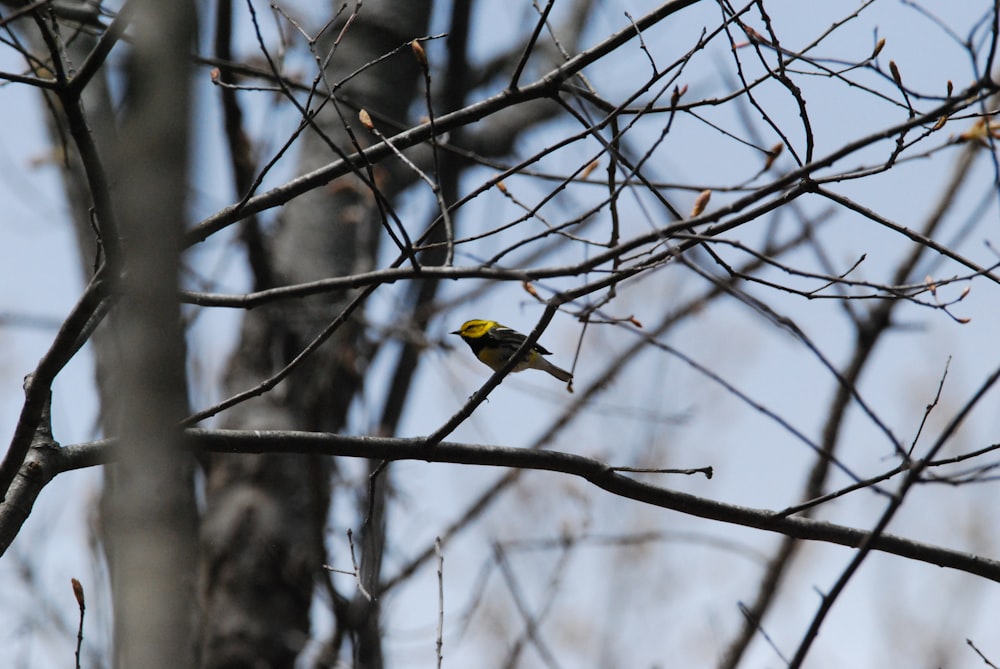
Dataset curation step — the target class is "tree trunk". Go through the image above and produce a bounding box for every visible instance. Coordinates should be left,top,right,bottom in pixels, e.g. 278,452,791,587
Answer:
104,2,199,667
198,3,432,667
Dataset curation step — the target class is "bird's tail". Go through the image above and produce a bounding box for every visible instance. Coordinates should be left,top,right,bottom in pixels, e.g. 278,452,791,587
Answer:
532,356,573,383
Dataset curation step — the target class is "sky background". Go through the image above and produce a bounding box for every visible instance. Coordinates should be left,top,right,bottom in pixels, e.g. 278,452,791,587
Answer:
2,1,1000,667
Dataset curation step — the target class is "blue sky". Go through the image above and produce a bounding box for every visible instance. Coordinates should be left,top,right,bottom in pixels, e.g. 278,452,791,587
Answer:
2,1,1000,666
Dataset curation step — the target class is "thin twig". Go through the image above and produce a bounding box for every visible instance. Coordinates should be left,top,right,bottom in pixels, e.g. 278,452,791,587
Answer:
435,538,444,669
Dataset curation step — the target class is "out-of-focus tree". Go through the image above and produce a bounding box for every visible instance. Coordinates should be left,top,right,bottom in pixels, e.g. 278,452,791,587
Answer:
0,1,999,668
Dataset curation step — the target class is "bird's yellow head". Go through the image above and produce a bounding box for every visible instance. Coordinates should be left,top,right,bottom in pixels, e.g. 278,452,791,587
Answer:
450,319,499,340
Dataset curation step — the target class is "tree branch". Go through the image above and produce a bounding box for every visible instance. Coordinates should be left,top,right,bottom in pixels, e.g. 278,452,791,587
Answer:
29,428,1000,585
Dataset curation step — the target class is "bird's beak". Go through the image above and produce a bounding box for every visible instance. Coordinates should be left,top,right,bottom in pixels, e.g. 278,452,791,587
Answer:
449,330,460,335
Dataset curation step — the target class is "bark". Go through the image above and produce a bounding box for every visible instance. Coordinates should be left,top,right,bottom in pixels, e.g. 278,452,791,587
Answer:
198,3,432,668
104,2,199,667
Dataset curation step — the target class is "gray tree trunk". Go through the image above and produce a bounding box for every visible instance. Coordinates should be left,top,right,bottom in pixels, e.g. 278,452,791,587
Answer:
105,3,199,667
198,3,432,668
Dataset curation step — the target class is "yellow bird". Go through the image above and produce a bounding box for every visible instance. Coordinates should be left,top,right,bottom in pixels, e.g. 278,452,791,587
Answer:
450,319,573,384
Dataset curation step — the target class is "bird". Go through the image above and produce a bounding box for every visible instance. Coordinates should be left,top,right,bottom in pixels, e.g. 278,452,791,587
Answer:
450,319,573,384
